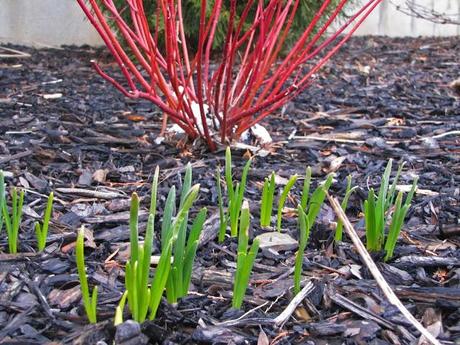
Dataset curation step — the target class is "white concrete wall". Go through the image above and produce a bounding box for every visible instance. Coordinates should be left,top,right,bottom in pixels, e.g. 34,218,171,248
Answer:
0,0,459,47
0,0,102,47
355,0,460,36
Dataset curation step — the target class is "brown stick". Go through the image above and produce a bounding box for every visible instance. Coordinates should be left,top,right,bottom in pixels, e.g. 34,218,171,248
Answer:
327,194,441,345
0,46,31,58
273,280,315,327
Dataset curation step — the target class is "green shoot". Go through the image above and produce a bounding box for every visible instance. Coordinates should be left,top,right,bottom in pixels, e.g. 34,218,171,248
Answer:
299,169,334,237
300,167,312,211
165,164,207,304
305,174,334,232
374,159,393,247
293,173,333,294
129,191,140,264
384,177,418,261
76,226,98,324
114,291,128,326
230,159,251,237
363,160,418,260
386,161,405,211
232,201,260,309
182,208,207,295
35,192,54,252
364,159,397,251
364,188,378,250
276,174,298,231
123,166,170,322
136,166,159,322
219,147,252,237
154,183,201,315
0,171,4,235
294,206,309,295
216,167,227,243
124,166,174,322
126,210,163,322
166,164,192,303
2,187,25,254
305,173,333,229
260,172,275,228
225,147,234,201
125,196,155,322
148,236,172,321
161,186,176,250
334,176,357,242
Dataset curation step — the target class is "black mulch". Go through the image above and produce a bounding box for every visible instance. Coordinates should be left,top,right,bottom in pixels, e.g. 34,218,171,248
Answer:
0,36,459,344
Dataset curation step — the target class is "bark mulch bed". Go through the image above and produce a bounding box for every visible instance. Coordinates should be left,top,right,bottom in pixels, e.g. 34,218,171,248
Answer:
0,36,459,344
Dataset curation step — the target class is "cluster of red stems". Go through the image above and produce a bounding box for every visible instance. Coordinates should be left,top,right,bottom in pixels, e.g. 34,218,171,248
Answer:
77,0,382,150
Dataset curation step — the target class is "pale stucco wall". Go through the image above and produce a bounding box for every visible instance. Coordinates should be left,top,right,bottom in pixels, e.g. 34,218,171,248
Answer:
355,0,460,36
0,0,102,47
0,0,459,47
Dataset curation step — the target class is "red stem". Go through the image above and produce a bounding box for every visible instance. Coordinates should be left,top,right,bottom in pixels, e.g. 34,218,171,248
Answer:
77,0,383,148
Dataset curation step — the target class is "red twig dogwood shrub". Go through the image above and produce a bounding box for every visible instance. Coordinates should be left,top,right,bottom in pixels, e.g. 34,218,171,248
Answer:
77,0,382,150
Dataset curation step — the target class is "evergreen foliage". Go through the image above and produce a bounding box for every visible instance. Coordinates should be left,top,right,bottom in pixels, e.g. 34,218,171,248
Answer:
105,0,355,52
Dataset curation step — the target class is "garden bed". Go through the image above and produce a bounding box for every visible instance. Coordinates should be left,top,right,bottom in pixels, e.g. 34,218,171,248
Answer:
0,36,459,344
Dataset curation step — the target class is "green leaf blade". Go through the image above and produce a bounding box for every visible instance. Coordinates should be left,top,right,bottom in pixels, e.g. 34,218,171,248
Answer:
276,174,298,231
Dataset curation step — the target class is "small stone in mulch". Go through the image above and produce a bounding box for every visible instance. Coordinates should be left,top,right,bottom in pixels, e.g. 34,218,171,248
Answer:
115,321,149,345
257,232,298,252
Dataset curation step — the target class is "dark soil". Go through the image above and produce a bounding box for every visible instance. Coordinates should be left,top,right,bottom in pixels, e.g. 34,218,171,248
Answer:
0,36,459,344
